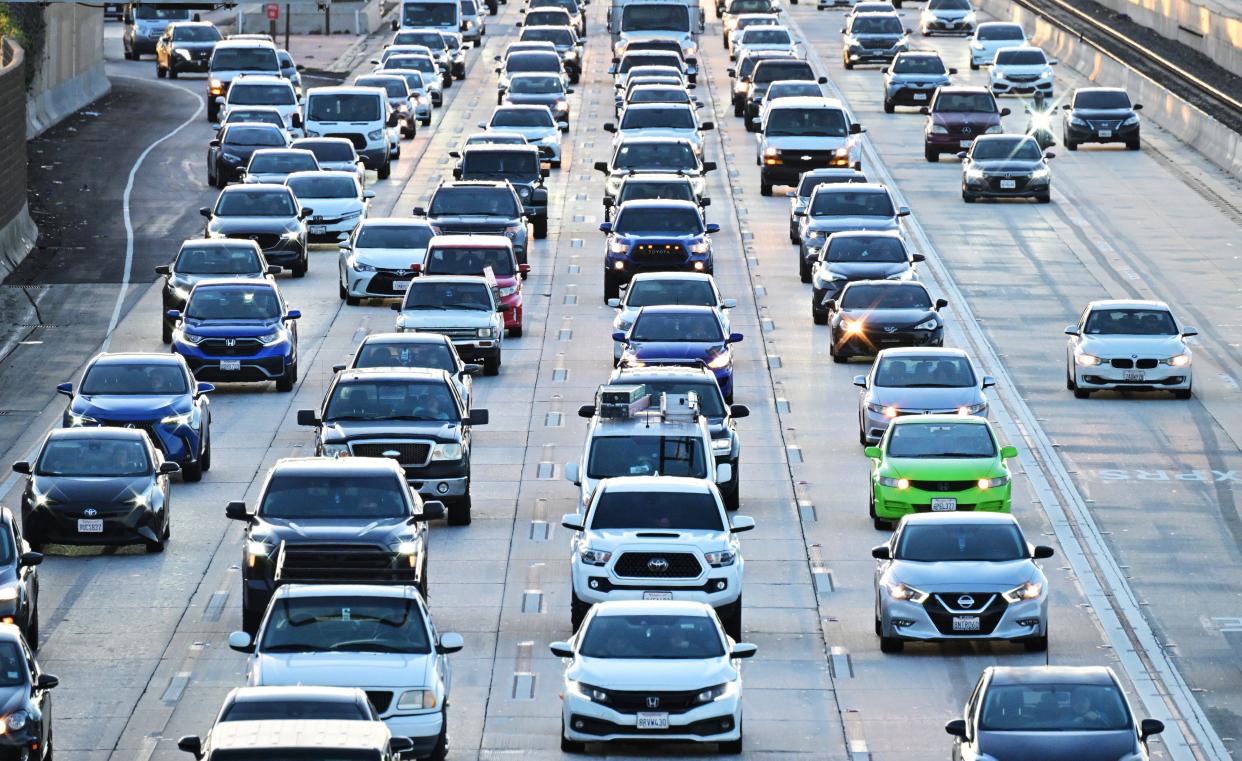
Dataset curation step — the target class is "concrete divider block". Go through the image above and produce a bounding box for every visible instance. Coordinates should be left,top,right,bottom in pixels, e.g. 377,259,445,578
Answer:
26,64,111,140
0,203,39,280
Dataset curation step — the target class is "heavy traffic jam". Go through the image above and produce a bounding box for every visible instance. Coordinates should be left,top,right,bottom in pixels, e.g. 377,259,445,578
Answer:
3,0,1221,757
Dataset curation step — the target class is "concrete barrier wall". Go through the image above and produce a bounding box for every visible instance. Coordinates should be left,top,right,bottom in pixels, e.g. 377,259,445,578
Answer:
1085,0,1242,80
26,3,110,138
979,0,1242,180
0,38,37,278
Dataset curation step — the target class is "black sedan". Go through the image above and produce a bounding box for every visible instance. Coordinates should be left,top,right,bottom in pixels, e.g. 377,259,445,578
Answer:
947,666,1164,761
822,280,946,362
0,626,57,761
14,428,179,553
1061,87,1143,151
207,123,289,188
0,509,40,648
958,134,1054,203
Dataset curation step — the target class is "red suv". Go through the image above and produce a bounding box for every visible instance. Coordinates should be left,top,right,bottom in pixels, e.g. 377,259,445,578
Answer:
418,235,530,336
921,86,1010,162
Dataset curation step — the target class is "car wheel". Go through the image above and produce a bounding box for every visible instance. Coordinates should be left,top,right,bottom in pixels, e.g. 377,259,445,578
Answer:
717,596,742,640
812,307,827,325
201,426,211,471
571,590,590,631
242,604,263,634
603,273,621,302
883,99,894,114
724,463,740,511
447,492,472,526
760,181,772,196
1126,135,1140,150
924,146,939,162
733,101,743,117
1066,365,1077,390
874,614,882,636
844,59,854,70
1073,388,1091,399
969,61,979,70
483,354,501,376
799,257,812,283
1065,137,1078,151
161,320,173,344
1036,190,1051,204
561,721,586,754
422,115,432,126
168,66,178,79
292,254,308,278
859,426,868,446
963,190,976,203
508,324,523,338
182,456,203,483
276,361,298,392
25,599,38,651
144,523,167,554
533,217,548,239
833,350,849,364
377,160,391,180
426,712,449,761
880,635,904,653
156,63,166,78
1174,386,1192,400
1023,633,1048,652
419,552,430,599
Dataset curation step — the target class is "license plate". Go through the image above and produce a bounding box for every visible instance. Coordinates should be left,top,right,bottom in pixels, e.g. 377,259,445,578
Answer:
931,498,957,512
913,92,927,101
1098,129,1112,138
959,139,973,148
220,360,242,371
1124,370,1145,381
309,225,327,235
952,615,981,631
77,519,103,533
643,591,673,601
637,712,670,729
999,179,1016,189
393,280,411,291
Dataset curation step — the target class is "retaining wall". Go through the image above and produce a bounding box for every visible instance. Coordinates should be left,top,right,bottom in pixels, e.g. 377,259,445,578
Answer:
26,3,109,138
1085,0,1242,80
0,38,37,278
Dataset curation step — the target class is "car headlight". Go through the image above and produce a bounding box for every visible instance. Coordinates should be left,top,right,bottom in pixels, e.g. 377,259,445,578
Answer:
985,124,1003,134
503,224,522,239
340,208,364,220
878,476,909,489
397,689,438,710
1040,68,1053,80
221,152,243,163
304,129,321,137
1074,353,1101,366
160,411,194,426
704,550,736,567
396,102,410,113
970,42,982,50
1001,581,1042,602
569,681,610,702
367,128,385,141
1165,353,1191,367
497,284,519,297
0,586,17,603
349,256,376,272
174,48,191,59
929,124,948,135
1069,116,1088,127
578,546,612,566
68,412,99,427
245,539,273,568
282,231,301,241
170,283,192,301
321,443,350,457
554,99,568,112
733,81,746,95
688,240,711,254
694,683,730,703
257,330,284,345
431,442,463,461
804,230,827,243
707,351,731,370
887,582,928,603
867,403,899,418
174,329,205,345
608,240,630,255
977,476,1010,489
712,437,732,453
477,327,497,338
210,78,224,93
5,711,28,732
842,319,865,335
1030,166,1050,180
957,402,987,415
763,146,780,157
912,318,939,331
1122,114,1140,126
963,11,977,21
515,185,532,199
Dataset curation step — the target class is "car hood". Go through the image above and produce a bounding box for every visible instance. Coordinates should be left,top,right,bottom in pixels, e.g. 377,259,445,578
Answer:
569,656,735,691
244,172,297,184
219,144,265,160
926,8,970,17
317,160,362,173
72,394,189,420
181,318,284,337
806,216,899,234
1072,108,1135,120
353,247,427,268
172,271,265,288
766,136,849,151
170,40,217,50
994,64,1049,76
492,125,557,140
253,651,434,689
627,341,725,361
306,198,364,216
889,72,950,84
818,261,910,279
31,475,153,504
887,558,1036,590
586,528,730,551
253,516,409,544
883,456,1001,479
932,112,1000,128
1077,335,1185,357
398,309,496,328
505,92,563,107
977,730,1137,761
972,159,1043,173
841,307,935,327
852,32,904,41
868,385,982,409
209,216,298,234
321,420,462,444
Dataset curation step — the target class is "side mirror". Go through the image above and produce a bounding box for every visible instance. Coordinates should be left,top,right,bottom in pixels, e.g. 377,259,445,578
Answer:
853,375,867,388
448,150,461,158
266,264,283,275
1043,151,1056,160
730,643,757,658
948,67,958,74
999,107,1011,117
593,160,609,173
291,113,303,128
722,298,736,309
18,552,42,568
598,222,613,233
332,364,346,373
462,363,482,376
848,123,863,134
299,208,313,219
700,121,715,131
603,122,616,132
817,76,829,84
166,309,182,321
935,298,948,309
10,462,30,476
419,500,446,521
412,206,427,216
897,205,910,217
550,640,574,658
1182,326,1199,337
452,167,463,179
727,332,744,344
945,719,968,739
564,461,581,485
364,190,376,199
750,117,761,125
1000,445,1018,459
1032,545,1055,559
155,264,171,275
730,403,749,419
389,738,415,755
577,404,595,418
159,461,181,475
726,68,736,77
982,375,996,388
436,632,465,654
56,382,73,397
864,446,882,459
296,409,321,427
956,151,969,160
715,462,733,484
871,545,890,559
468,409,490,426
611,330,628,343
177,736,203,759
284,309,301,320
225,501,252,522
729,515,755,533
911,253,926,263
1064,325,1080,336
606,297,622,308
1133,103,1143,111
199,206,212,218
701,197,711,207
227,630,255,653
561,513,585,531
208,139,221,147
824,299,837,311
705,223,721,234
1139,718,1164,741
702,161,717,172
391,18,399,30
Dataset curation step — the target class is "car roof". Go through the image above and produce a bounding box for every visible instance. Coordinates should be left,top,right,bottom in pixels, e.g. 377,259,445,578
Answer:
231,74,289,85
811,182,889,195
829,229,903,240
409,274,492,286
286,170,357,182
251,148,316,157
1075,86,1126,94
228,686,367,704
207,720,391,752
214,39,278,50
935,85,991,95
219,182,291,194
900,512,1018,528
977,20,1024,29
1085,299,1170,311
462,143,541,155
841,279,926,292
179,237,261,250
359,331,452,346
629,271,715,283
270,456,406,476
875,346,970,360
190,277,280,290
428,234,513,248
358,217,434,228
90,352,186,367
592,599,714,617
336,367,452,383
890,412,989,426
987,666,1117,686
46,426,150,442
305,85,386,97
767,96,845,111
276,583,424,600
615,199,700,212
635,304,718,316
292,137,355,147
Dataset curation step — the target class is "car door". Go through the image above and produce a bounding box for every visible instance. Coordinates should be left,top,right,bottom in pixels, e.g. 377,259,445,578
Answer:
23,641,49,750
10,520,36,632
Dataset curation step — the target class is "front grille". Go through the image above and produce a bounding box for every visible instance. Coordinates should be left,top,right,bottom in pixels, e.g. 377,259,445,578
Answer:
924,592,1007,635
614,551,702,578
570,713,734,737
598,688,706,714
273,542,418,584
1137,359,1158,369
422,327,481,340
435,225,509,236
631,243,685,262
366,690,393,713
1088,120,1122,131
859,38,897,49
1108,358,1158,370
908,480,977,492
350,440,432,466
1005,74,1039,82
328,132,367,149
367,271,417,296
199,337,264,356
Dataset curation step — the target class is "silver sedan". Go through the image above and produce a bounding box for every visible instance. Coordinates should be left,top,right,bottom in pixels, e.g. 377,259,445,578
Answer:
854,347,993,445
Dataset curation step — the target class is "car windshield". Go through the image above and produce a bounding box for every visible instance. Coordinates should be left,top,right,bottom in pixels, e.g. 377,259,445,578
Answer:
402,1,457,25
295,141,356,162
769,82,821,99
402,281,492,310
403,32,445,48
614,207,703,236
886,422,996,458
467,132,525,145
221,699,369,722
384,55,434,73
810,190,894,217
212,48,279,71
579,614,724,659
355,224,433,249
287,175,357,199
621,4,689,31
391,70,427,89
766,108,847,137
929,0,971,8
625,380,726,417
934,92,996,113
840,284,931,310
259,474,407,519
972,138,1042,160
615,142,696,170
357,77,408,97
980,684,1132,731
354,342,456,372
175,245,262,275
250,152,318,174
893,56,945,74
173,26,221,41
81,363,189,395
626,279,715,308
851,16,903,33
37,438,151,477
260,596,431,654
631,312,723,342
1083,308,1177,335
824,236,906,263
525,10,570,24
230,84,294,106
185,286,281,320
429,188,519,216
424,246,516,277
507,54,560,72
896,522,1026,561
630,87,689,104
510,75,565,94
619,180,695,203
798,172,864,195
225,126,286,146
978,24,1024,40
307,93,381,122
1074,90,1131,109
462,151,539,176
730,0,775,12
743,28,790,44
753,62,813,84
0,642,25,687
491,108,554,128
874,355,975,387
621,107,695,129
137,6,190,19
211,753,377,761
587,435,707,478
225,111,284,130
523,28,573,44
997,48,1045,65
591,489,723,530
215,188,296,216
325,380,459,422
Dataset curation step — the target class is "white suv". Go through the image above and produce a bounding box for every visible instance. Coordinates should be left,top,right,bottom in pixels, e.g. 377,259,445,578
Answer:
562,476,754,637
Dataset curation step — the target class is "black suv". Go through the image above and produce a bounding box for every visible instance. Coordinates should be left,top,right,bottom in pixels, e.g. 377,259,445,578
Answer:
0,627,56,761
227,457,444,632
0,508,40,647
413,181,531,265
451,145,550,238
297,368,488,526
207,123,289,188
744,59,826,128
200,184,310,276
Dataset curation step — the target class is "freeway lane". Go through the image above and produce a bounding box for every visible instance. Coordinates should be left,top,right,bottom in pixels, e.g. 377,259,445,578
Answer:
0,0,1238,759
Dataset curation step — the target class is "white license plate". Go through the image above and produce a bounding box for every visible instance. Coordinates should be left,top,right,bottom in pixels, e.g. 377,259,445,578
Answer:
959,139,973,148
999,179,1016,189
931,498,957,512
913,92,928,101
309,225,327,235
1098,129,1112,138
637,712,670,729
952,615,981,631
643,591,673,600
1124,370,1145,381
393,280,411,291
77,519,103,533
220,360,242,371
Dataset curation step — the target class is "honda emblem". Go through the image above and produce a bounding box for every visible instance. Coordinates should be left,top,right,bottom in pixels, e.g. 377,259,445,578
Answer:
224,338,237,347
646,696,661,709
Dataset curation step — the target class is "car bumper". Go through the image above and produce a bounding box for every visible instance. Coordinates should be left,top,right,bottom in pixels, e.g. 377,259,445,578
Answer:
171,56,211,72
836,327,944,355
410,474,469,499
879,595,1047,641
970,49,995,65
500,296,523,330
885,85,936,105
991,79,1053,95
307,217,362,243
397,333,501,363
572,565,741,608
963,176,1050,198
149,423,203,464
606,259,712,281
26,503,163,546
562,697,741,743
762,158,852,184
1073,363,1190,390
925,133,987,153
177,349,292,382
860,405,981,445
384,711,445,749
130,37,160,54
873,483,1012,520
922,18,974,32
1064,122,1139,144
845,46,903,63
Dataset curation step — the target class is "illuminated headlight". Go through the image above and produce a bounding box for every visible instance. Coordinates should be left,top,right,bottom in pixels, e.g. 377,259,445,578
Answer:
349,256,376,272
1002,581,1042,602
170,284,192,301
175,48,191,59
5,711,28,732
210,78,224,93
477,327,496,338
367,128,385,141
1040,68,1053,80
503,225,522,239
397,689,438,710
712,437,732,453
322,443,350,457
878,476,909,489
977,476,1010,489
605,177,623,195
1165,353,1191,367
553,98,569,112
867,403,898,418
912,318,938,331
929,124,948,135
842,319,865,335
957,402,987,415
688,240,711,254
985,125,1003,134
568,681,610,702
340,208,364,220
1122,114,1140,126
562,49,578,60
515,186,532,199
282,231,301,241
1074,353,1101,366
707,352,731,370
1030,112,1052,129
257,330,284,345
0,587,16,603
30,487,54,507
465,18,475,27
608,240,630,254
733,82,746,95
578,546,612,566
396,102,410,112
887,582,928,603
390,539,421,555
174,329,205,345
160,411,194,426
763,146,780,157
704,549,735,567
804,231,827,243
246,540,272,567
68,413,99,427
431,442,463,461
1030,166,1050,180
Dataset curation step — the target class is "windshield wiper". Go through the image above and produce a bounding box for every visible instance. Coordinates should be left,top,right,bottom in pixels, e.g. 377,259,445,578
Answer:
930,452,990,458
330,642,415,653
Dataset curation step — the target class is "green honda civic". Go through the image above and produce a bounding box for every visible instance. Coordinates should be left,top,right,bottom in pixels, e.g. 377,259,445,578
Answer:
866,414,1017,529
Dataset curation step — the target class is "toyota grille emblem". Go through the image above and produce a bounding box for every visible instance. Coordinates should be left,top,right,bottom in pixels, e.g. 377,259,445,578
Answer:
224,338,237,347
646,696,661,709
957,595,976,609
646,557,670,573
83,508,98,517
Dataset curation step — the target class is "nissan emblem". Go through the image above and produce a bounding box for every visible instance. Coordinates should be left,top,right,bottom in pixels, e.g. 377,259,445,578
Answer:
957,594,976,608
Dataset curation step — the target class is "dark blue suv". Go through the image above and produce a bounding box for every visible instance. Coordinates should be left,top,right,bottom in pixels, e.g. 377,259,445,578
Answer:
613,305,744,403
57,353,214,481
168,279,301,392
598,200,719,301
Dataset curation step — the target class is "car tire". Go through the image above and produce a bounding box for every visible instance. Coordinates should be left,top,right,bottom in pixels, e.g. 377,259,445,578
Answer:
447,493,472,526
883,99,894,114
533,217,548,239
182,457,203,483
422,115,432,126
168,66,178,80
377,160,391,180
733,101,743,117
724,463,740,511
508,324,523,338
561,722,586,754
844,59,854,70
1066,366,1077,390
570,590,590,631
426,712,449,761
859,426,868,446
603,273,621,302
276,361,297,392
924,146,938,162
799,257,811,283
963,190,975,203
969,61,979,70
292,255,308,278
812,307,827,325
1036,190,1051,204
1126,135,1140,150
1174,386,1192,400
483,354,501,376
1023,633,1048,652
156,63,166,78
874,614,882,636
201,427,212,471
1065,137,1078,151
1073,388,1091,399
242,604,263,634
718,596,742,640
880,635,904,653
161,320,173,344
832,349,849,364
760,181,772,196
145,519,167,554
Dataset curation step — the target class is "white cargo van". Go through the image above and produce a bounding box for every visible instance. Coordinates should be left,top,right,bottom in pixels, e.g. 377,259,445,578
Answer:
393,0,462,31
303,87,400,179
609,0,704,58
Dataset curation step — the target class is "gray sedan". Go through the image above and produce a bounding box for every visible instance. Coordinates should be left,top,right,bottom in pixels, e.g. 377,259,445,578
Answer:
854,347,993,445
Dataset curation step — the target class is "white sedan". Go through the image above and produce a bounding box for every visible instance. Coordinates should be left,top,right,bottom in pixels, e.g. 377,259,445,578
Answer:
1065,299,1197,399
338,217,434,304
551,599,755,754
286,171,373,244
